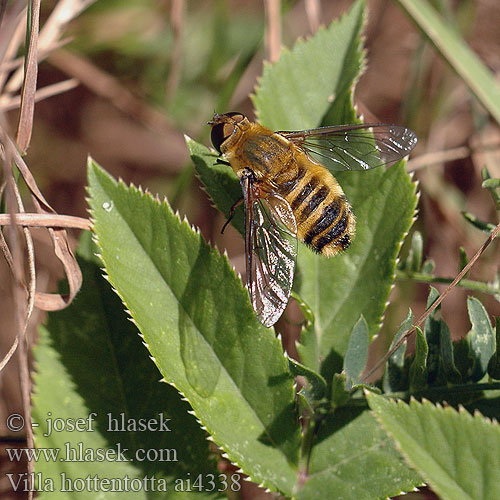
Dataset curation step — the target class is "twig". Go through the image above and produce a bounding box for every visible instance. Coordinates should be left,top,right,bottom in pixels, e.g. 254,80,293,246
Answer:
396,270,500,295
0,78,79,111
363,220,500,382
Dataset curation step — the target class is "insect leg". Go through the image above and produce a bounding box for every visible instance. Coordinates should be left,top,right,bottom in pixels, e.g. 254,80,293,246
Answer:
216,158,231,166
221,197,243,234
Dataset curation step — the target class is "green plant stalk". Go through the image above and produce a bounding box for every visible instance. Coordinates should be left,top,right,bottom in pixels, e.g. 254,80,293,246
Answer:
388,382,500,400
396,270,500,295
296,416,316,492
345,382,500,409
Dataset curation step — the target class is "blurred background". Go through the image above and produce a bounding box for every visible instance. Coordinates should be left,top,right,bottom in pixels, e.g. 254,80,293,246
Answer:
1,1,499,498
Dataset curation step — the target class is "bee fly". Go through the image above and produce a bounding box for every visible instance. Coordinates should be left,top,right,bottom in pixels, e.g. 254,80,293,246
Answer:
209,112,417,327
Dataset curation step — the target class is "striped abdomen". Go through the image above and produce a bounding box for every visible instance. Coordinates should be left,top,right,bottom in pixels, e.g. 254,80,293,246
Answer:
274,159,355,257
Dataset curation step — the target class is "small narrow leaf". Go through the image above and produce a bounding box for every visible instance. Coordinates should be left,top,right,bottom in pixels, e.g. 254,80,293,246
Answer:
407,230,423,272
467,296,495,381
367,393,500,500
462,211,496,234
343,316,369,388
453,337,474,382
458,246,469,275
439,320,462,384
487,317,500,379
288,357,327,401
425,286,441,384
409,326,428,392
384,309,413,392
482,178,500,189
421,258,435,274
481,167,500,208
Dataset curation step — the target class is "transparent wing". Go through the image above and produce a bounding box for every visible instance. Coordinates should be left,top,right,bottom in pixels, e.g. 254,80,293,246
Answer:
241,174,297,328
280,123,417,172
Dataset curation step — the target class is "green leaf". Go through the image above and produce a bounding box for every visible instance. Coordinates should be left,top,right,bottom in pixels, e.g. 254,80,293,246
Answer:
343,316,369,388
189,0,418,363
462,211,496,234
367,393,500,500
406,230,423,272
421,258,435,274
33,233,219,498
252,0,366,130
297,407,421,499
453,337,475,382
87,160,301,495
384,309,414,393
487,317,500,379
409,326,428,392
482,178,500,189
294,292,320,372
296,163,417,358
439,320,462,384
458,246,469,275
397,0,500,126
187,137,244,235
330,373,350,409
467,296,495,381
424,286,442,384
481,167,500,209
288,357,327,401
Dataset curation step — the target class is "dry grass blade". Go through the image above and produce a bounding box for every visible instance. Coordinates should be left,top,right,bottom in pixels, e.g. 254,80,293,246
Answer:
5,0,96,93
0,2,26,93
407,143,500,171
363,220,500,383
264,0,281,63
16,0,41,153
165,0,184,104
49,49,173,132
0,212,91,229
0,37,72,74
1,78,79,112
305,0,321,33
2,129,35,500
1,130,83,311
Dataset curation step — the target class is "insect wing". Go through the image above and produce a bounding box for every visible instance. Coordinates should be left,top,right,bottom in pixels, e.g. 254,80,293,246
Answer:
241,176,297,327
281,123,417,172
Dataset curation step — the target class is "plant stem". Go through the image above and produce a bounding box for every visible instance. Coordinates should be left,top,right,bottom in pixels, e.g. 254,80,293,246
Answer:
396,270,500,295
296,416,316,492
388,381,500,399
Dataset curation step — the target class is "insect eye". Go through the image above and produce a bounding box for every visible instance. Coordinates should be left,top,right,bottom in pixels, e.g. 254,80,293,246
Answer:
227,112,245,123
211,123,232,153
210,112,246,153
